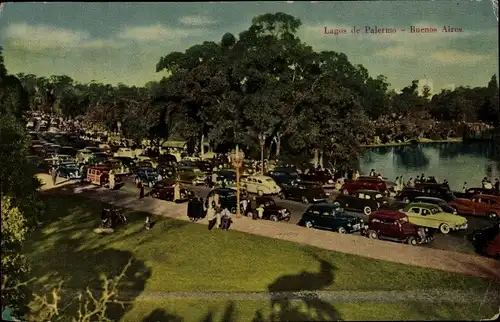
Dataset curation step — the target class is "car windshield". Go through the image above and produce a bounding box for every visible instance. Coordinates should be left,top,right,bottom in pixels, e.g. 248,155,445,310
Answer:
430,207,439,214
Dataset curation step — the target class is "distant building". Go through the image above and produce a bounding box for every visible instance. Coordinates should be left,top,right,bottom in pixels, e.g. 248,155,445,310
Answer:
417,78,434,97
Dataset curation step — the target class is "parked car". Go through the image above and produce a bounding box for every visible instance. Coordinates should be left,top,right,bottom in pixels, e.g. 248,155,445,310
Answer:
415,182,451,192
86,165,123,189
278,181,328,204
135,167,160,187
150,180,194,202
470,223,500,258
361,210,434,245
114,147,136,158
297,203,363,234
206,188,239,213
101,158,130,175
58,162,82,179
341,179,388,196
396,187,456,203
76,149,94,163
449,194,500,218
157,164,177,178
266,168,299,186
454,187,498,199
335,189,388,215
177,166,207,185
195,160,213,174
157,153,178,164
402,203,468,234
413,196,457,214
113,156,136,172
241,175,281,196
299,170,335,188
255,196,291,221
89,152,109,165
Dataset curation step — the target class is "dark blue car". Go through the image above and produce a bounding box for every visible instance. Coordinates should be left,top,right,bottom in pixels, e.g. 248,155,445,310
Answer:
134,167,160,187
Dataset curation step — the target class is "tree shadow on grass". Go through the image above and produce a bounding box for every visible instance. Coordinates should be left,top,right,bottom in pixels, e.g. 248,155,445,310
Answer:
142,308,183,322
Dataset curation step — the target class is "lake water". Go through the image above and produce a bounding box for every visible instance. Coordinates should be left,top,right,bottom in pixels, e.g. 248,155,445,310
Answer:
359,142,500,191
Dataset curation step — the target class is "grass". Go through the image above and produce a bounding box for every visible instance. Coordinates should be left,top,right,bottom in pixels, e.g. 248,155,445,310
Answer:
24,194,499,321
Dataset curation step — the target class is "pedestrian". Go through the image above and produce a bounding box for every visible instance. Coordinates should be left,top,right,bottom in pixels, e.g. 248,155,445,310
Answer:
51,166,57,186
462,182,468,193
482,177,488,189
220,207,232,231
394,176,400,192
495,179,499,193
421,173,425,182
369,169,376,177
109,170,115,190
138,181,145,199
212,171,218,187
377,173,383,180
407,177,414,188
174,181,181,202
145,216,151,230
241,198,248,215
354,170,360,180
415,175,420,184
485,179,493,190
256,204,265,220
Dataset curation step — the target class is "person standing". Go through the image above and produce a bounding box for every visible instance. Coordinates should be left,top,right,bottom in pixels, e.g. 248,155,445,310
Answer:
256,204,265,220
138,181,145,199
51,166,58,186
109,169,115,190
174,181,181,202
369,169,376,177
495,179,499,193
462,182,468,193
353,170,360,181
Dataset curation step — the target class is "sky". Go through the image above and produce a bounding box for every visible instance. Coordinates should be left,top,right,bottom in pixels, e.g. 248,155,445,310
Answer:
0,1,498,92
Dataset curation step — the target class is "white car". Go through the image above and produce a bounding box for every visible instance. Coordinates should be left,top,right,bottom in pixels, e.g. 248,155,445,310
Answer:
241,175,281,196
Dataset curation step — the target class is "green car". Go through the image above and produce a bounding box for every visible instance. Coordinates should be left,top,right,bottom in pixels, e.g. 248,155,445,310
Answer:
402,203,468,234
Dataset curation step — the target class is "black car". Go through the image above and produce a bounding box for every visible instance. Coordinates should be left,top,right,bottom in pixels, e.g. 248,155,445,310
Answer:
266,168,299,186
297,203,363,234
470,223,500,255
206,188,239,213
454,187,498,199
255,196,291,221
150,180,194,202
279,181,328,204
298,170,335,188
157,164,176,178
335,189,388,215
413,196,457,214
396,187,456,203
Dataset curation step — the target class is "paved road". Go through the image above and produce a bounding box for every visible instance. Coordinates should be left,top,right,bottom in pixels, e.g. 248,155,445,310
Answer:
120,176,496,255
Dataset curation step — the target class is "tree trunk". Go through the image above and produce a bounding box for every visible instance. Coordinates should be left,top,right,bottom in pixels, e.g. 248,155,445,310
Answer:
267,141,273,160
313,149,319,168
201,134,205,156
273,133,282,159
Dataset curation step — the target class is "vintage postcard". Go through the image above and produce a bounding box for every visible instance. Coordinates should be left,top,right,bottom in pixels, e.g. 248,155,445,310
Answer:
0,1,499,322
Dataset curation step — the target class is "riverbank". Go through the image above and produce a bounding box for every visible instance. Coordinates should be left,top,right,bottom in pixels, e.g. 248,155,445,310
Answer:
361,137,463,148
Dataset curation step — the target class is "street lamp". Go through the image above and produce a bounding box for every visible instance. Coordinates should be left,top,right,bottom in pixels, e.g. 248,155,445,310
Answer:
258,133,266,174
231,145,245,218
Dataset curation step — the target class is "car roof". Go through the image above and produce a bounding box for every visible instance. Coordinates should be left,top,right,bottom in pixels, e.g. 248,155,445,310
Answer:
415,196,444,202
370,210,407,220
407,202,439,209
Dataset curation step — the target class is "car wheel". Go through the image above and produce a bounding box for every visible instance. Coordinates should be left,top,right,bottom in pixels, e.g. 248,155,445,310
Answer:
338,227,347,234
363,206,372,216
407,236,417,246
230,207,237,214
368,230,378,239
247,212,253,218
488,212,498,220
305,221,313,228
301,196,309,204
270,215,279,222
439,223,451,234
257,190,264,196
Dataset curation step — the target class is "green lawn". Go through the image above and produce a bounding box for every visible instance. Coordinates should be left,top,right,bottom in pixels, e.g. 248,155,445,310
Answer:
24,194,499,321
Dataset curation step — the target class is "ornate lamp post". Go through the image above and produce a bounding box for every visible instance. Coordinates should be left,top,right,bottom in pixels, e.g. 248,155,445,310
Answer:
258,133,266,174
231,145,245,218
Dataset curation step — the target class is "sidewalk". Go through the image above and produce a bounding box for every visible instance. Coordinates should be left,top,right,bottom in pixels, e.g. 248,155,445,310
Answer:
60,184,500,280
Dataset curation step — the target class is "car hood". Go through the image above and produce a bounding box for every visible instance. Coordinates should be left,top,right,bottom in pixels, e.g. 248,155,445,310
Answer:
336,213,361,222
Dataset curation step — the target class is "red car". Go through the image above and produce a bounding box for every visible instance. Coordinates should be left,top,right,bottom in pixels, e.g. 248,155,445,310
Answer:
449,194,500,218
341,179,388,196
485,233,500,258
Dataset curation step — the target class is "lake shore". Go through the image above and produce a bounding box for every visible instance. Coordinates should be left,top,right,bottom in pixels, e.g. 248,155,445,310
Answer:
361,137,463,148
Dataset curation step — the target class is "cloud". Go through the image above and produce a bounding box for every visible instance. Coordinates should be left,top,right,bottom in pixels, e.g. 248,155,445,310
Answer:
429,50,490,65
118,23,203,41
374,46,417,58
179,15,218,27
3,23,123,51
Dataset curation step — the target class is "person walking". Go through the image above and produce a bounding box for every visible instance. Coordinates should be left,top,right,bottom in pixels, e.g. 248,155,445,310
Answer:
51,166,57,186
109,169,115,190
462,182,468,193
207,199,217,230
369,169,376,177
256,204,265,220
406,177,414,188
138,181,145,199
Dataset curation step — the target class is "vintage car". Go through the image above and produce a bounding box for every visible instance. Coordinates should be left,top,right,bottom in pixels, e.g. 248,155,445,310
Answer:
58,162,82,179
88,152,109,165
206,188,239,213
134,167,160,187
195,160,213,174
298,203,363,233
86,165,123,189
413,196,457,214
132,160,154,173
150,180,194,202
298,170,335,188
335,189,388,215
415,182,451,192
361,210,434,245
157,164,177,178
396,187,456,203
470,223,500,258
177,166,207,185
241,175,281,196
341,179,388,195
255,196,291,221
59,146,77,157
56,154,76,164
113,147,136,158
454,187,497,199
101,158,130,175
266,168,299,186
449,194,500,218
112,156,136,171
401,203,468,234
279,181,329,204
157,153,178,164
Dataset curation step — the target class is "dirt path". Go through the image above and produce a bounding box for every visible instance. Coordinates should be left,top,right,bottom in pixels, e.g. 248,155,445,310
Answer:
52,184,500,280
